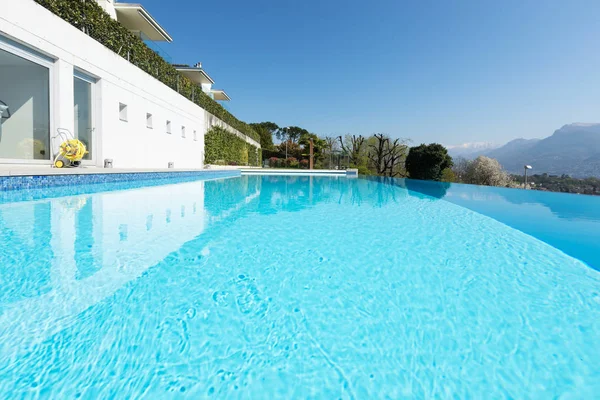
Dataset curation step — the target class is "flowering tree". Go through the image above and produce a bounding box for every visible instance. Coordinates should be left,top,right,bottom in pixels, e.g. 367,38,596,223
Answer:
463,156,513,187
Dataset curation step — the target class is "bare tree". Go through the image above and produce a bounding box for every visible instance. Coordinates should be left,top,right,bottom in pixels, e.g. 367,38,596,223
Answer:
338,135,366,166
368,134,409,177
452,156,471,182
323,136,339,168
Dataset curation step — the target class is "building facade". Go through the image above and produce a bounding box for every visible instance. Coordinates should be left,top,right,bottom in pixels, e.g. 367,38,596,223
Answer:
0,0,258,169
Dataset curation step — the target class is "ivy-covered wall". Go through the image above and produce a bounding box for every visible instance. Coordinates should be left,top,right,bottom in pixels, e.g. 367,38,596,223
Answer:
205,127,261,166
33,0,260,143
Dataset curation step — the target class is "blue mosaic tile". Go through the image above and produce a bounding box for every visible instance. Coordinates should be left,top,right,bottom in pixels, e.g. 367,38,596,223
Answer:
0,170,240,196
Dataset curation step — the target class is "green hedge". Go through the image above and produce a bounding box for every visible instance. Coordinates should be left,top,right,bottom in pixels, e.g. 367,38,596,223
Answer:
205,127,261,166
34,0,259,143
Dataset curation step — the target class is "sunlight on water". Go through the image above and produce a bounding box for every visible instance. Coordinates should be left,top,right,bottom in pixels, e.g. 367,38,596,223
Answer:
0,175,598,398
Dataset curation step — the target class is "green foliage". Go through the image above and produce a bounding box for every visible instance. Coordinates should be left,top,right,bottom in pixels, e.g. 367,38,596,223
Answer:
357,165,373,176
339,135,367,167
250,122,278,150
511,173,600,195
34,0,259,143
441,168,457,182
204,127,261,166
299,132,327,166
405,143,453,181
276,126,309,143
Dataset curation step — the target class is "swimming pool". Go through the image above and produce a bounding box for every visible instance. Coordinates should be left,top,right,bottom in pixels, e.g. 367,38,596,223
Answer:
0,174,599,398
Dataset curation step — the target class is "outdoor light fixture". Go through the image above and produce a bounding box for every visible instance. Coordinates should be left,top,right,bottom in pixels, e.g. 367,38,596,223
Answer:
524,165,533,189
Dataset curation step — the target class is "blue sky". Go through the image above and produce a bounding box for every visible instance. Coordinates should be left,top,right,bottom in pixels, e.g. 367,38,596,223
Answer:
142,0,600,146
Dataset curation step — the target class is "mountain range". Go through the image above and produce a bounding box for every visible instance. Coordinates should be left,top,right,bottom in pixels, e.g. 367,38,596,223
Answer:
448,123,600,177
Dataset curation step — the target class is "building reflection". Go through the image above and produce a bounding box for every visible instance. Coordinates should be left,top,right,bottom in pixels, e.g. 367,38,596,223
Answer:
0,176,262,356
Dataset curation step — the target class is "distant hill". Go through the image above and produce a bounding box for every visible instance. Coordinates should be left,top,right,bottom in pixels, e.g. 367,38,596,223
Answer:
451,123,600,178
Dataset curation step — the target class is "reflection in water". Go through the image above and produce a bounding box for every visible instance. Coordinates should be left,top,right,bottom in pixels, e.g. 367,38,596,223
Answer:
0,175,599,397
369,177,600,271
0,202,53,303
0,176,263,357
1,174,599,359
366,177,451,200
75,198,98,280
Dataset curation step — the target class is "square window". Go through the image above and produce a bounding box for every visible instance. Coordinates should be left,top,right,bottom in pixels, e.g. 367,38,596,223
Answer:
193,130,198,141
166,120,172,134
181,126,186,138
146,113,153,128
119,103,128,121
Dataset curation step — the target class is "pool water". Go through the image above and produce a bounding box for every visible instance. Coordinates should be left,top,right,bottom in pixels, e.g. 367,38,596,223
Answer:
0,175,599,398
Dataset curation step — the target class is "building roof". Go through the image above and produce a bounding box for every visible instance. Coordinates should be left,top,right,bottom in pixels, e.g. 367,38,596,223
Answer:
174,66,215,85
210,89,231,101
114,3,173,42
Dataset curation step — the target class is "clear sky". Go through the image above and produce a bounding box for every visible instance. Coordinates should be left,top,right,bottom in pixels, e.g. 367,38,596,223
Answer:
142,0,600,146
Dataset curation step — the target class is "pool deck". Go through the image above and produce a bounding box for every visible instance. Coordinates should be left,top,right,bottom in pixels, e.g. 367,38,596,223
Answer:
0,166,218,177
241,168,355,177
0,165,357,177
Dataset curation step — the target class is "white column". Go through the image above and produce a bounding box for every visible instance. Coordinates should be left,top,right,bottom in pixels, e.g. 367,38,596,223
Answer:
52,59,74,155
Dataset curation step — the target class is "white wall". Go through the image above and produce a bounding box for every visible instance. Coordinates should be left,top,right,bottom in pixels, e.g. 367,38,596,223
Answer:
0,0,258,168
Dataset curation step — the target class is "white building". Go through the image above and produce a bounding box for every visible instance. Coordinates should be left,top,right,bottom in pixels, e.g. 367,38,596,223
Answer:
175,63,231,103
0,0,259,169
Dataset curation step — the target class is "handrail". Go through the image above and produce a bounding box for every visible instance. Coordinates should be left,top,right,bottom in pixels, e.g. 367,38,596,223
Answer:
0,100,11,119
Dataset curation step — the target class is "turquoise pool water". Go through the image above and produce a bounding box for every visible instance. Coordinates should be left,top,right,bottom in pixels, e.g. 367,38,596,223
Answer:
0,175,599,398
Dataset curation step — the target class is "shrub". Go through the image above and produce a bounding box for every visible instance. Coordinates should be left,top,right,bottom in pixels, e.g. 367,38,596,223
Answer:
405,143,453,181
299,159,309,169
357,165,372,175
441,168,457,182
204,127,260,166
287,157,299,168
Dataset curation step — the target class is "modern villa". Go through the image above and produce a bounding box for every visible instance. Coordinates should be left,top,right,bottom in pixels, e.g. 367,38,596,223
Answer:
1,1,599,398
0,0,258,169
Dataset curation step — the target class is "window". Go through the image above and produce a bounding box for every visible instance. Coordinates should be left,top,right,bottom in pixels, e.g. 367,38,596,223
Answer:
181,126,186,138
119,103,128,121
193,130,198,141
0,47,50,160
166,120,171,134
74,74,94,160
146,113,153,128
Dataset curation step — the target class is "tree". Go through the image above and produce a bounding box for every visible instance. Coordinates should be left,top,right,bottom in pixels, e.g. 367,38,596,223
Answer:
441,168,457,182
275,126,309,144
463,156,513,187
323,136,339,168
451,156,471,182
250,122,278,150
299,132,327,167
405,143,453,181
338,134,366,167
276,141,302,159
367,133,409,177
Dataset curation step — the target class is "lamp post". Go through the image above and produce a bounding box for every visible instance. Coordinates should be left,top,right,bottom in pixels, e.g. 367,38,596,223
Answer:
524,165,532,189
309,138,314,170
282,126,290,160
337,136,343,169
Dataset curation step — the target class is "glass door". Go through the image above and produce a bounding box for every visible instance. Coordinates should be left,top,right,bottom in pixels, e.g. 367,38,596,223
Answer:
0,47,51,161
73,75,94,160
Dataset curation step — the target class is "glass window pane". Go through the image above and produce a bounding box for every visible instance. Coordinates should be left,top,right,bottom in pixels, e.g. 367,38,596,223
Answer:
74,77,93,160
0,48,50,160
